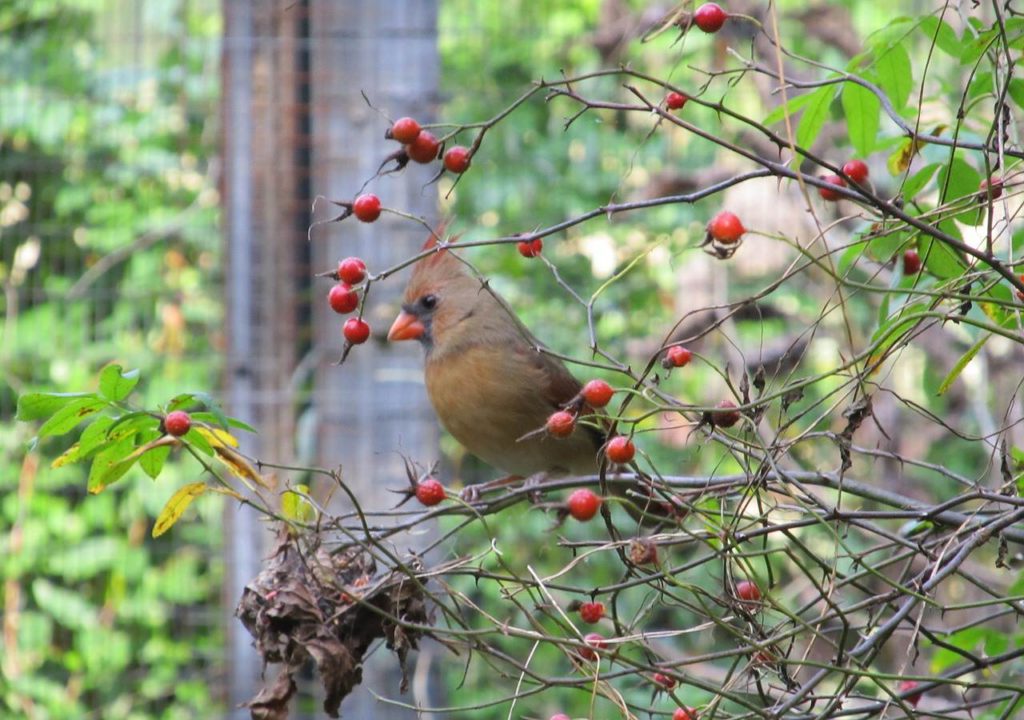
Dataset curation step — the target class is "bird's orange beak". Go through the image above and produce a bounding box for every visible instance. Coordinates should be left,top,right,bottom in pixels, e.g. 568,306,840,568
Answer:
387,310,425,341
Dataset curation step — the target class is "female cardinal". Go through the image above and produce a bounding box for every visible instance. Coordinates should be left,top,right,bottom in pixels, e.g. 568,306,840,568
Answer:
387,230,604,482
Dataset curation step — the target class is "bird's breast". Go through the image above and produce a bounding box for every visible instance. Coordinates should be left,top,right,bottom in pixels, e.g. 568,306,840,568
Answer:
424,344,598,477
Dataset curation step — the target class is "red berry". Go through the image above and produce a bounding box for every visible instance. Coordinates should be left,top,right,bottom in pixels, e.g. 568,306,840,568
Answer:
352,193,381,222
694,2,727,33
605,435,635,464
1015,274,1024,302
567,488,602,521
898,679,922,707
578,601,605,623
579,632,607,661
902,249,922,275
443,145,471,173
164,410,191,437
980,176,1003,199
735,580,761,602
818,174,846,201
842,159,869,184
673,708,699,720
406,130,440,163
517,238,543,258
328,284,359,314
664,346,692,368
666,91,688,110
708,211,745,244
343,317,371,345
338,257,367,285
653,672,677,690
390,116,421,144
712,400,741,428
415,477,445,506
547,410,576,438
581,379,614,408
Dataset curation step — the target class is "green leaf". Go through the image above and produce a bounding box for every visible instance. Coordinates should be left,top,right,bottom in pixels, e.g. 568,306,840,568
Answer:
184,426,214,455
918,16,962,58
87,433,137,493
762,90,819,127
192,392,231,429
167,393,197,411
918,223,967,280
37,397,108,438
900,163,939,200
106,411,160,437
1008,79,1024,112
98,364,140,402
796,85,836,150
873,43,912,112
866,228,908,265
837,240,867,276
190,412,256,434
841,82,881,157
960,28,997,67
140,444,172,479
937,156,982,223
226,416,258,433
16,392,98,422
966,71,993,101
936,335,989,396
51,416,117,468
868,301,929,367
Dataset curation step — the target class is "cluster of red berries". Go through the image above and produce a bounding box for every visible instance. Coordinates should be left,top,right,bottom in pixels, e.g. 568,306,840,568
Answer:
545,380,635,466
327,257,371,345
818,159,869,201
388,116,472,175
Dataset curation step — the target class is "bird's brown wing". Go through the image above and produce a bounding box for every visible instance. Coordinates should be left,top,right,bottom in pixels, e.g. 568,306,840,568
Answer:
531,349,607,454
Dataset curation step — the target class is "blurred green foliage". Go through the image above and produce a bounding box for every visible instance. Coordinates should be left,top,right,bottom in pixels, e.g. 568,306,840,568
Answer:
0,1,224,717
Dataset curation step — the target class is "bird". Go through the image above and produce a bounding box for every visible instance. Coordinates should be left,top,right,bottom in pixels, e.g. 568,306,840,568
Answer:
386,227,685,526
386,228,604,487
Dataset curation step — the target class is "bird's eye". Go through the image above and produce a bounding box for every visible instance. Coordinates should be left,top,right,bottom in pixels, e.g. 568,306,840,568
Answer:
420,294,438,310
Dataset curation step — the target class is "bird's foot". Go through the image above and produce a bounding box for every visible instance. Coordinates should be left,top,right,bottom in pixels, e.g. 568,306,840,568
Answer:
459,474,524,503
521,471,547,504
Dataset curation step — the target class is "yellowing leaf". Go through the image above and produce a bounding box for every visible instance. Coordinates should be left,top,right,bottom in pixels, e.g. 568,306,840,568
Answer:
214,445,271,489
282,484,316,523
196,426,240,448
208,486,246,502
51,442,82,469
152,482,208,537
887,124,947,175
